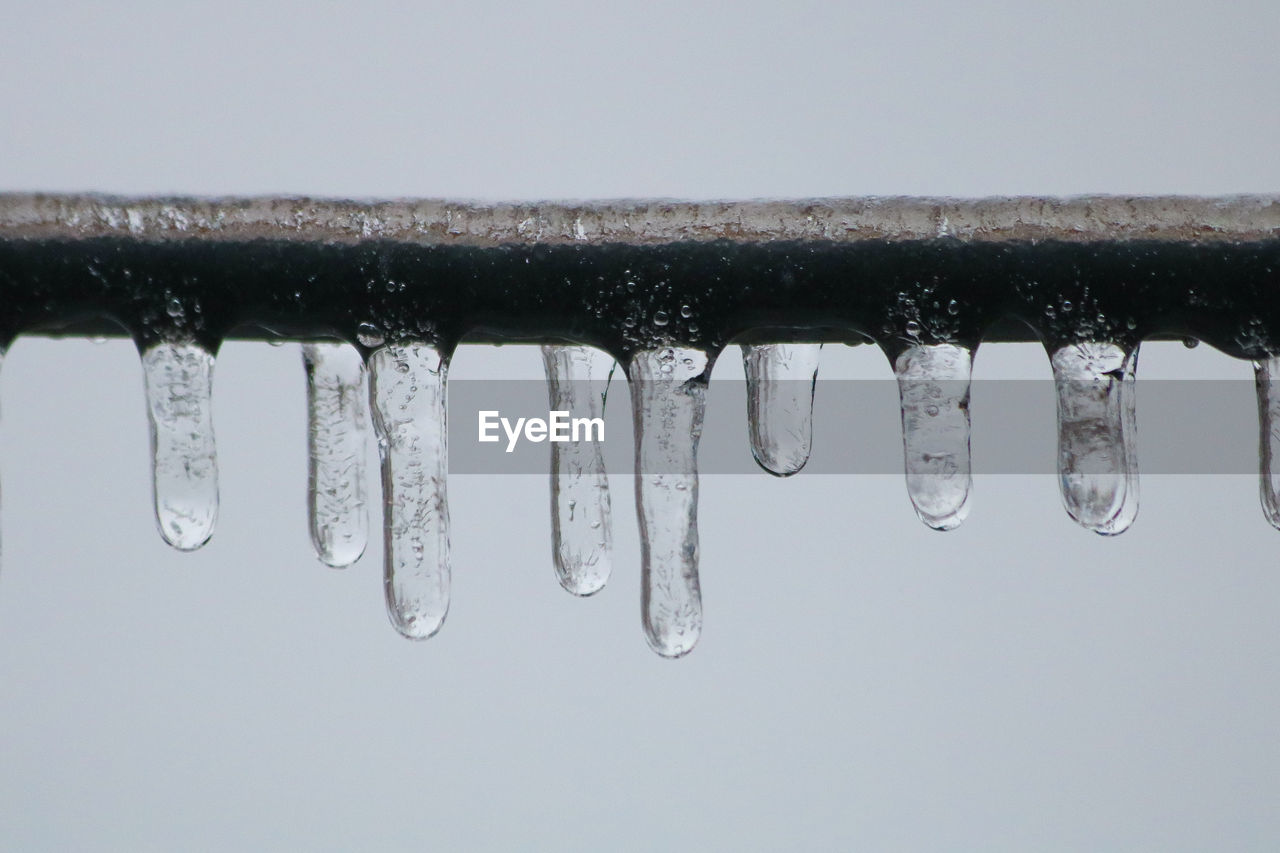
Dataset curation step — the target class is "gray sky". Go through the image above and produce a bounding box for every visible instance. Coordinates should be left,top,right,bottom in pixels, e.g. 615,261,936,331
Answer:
1,2,1279,850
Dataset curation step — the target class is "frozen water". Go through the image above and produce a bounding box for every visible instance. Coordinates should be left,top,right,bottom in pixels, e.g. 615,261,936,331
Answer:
629,347,709,658
302,343,370,568
140,341,219,551
369,343,450,640
1253,357,1280,528
740,343,821,476
894,343,973,530
1050,342,1140,535
540,345,614,596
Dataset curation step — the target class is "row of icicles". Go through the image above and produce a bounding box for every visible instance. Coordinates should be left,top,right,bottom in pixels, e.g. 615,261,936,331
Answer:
138,335,1280,657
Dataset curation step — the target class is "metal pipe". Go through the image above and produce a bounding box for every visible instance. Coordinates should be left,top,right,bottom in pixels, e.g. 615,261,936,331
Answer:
1,193,1277,357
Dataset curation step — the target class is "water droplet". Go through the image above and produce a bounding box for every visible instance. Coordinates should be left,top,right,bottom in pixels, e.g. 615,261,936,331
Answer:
947,299,959,315
680,304,693,318
654,310,670,326
905,320,921,337
1183,337,1200,349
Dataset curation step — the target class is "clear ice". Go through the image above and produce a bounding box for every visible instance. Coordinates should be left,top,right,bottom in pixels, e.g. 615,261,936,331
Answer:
740,343,821,476
629,347,709,658
369,343,450,640
893,343,973,530
1253,357,1280,528
140,340,219,551
540,345,614,596
1050,342,1140,535
302,343,370,568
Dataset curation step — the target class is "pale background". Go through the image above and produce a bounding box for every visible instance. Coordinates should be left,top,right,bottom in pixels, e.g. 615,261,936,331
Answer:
1,2,1279,850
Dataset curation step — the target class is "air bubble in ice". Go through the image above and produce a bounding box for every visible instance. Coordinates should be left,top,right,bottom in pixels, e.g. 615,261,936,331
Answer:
357,322,385,348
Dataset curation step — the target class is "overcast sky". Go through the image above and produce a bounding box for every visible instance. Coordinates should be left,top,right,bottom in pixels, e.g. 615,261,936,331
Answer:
1,2,1279,850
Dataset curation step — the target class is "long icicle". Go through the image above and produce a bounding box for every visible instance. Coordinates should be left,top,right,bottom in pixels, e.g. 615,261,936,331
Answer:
629,347,709,658
1050,341,1140,535
302,342,370,568
540,345,614,596
741,343,821,476
894,343,974,530
1253,356,1280,528
141,340,219,551
368,343,450,639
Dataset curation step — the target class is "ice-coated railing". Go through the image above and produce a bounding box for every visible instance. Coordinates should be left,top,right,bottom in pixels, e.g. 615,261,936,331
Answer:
1,193,1278,656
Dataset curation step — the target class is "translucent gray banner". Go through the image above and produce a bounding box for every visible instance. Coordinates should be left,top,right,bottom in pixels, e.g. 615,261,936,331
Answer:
443,379,1263,475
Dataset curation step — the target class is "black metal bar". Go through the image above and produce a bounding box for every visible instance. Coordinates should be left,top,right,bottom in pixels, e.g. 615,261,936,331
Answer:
1,194,1277,359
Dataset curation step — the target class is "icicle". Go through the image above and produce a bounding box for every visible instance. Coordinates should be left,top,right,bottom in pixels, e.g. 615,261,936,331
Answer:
141,340,219,551
893,343,973,530
1050,342,1140,535
1253,357,1280,528
368,343,450,640
540,345,614,596
740,343,821,476
629,347,709,658
302,342,370,568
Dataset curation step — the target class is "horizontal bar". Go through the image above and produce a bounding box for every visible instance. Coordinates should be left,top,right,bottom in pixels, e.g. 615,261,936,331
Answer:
1,194,1277,357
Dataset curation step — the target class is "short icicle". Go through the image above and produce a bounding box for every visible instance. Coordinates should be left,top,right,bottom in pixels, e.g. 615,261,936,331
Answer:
740,343,821,476
368,343,450,640
629,347,709,658
1050,341,1140,535
540,345,614,596
893,343,974,530
302,342,370,568
1253,356,1280,528
140,340,219,551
